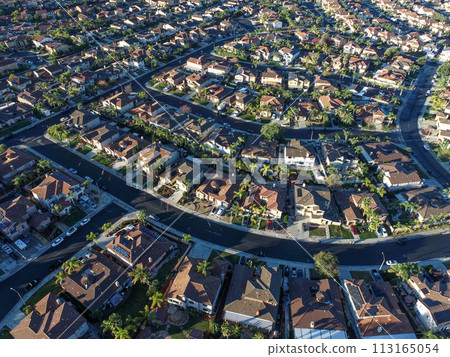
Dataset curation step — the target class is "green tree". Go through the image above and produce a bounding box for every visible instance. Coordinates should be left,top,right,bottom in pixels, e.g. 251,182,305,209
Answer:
137,209,147,223
128,263,150,285
209,320,220,336
146,279,160,298
86,232,99,242
260,122,284,141
23,305,34,315
102,222,112,231
377,187,387,198
101,313,122,334
182,233,192,242
390,263,422,281
55,271,67,284
139,305,156,327
221,322,233,339
62,257,82,275
0,144,7,154
437,61,450,77
313,251,339,278
149,291,166,309
252,331,266,339
196,260,212,277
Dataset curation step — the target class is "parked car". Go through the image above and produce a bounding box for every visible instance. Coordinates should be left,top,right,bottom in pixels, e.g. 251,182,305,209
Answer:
217,207,225,216
211,207,219,215
386,260,398,266
266,219,273,231
2,244,12,254
10,252,20,261
239,256,246,265
80,218,90,226
66,226,77,237
396,238,407,245
379,226,388,237
371,269,383,282
88,200,97,209
424,144,430,151
444,252,450,258
84,176,93,183
68,168,77,174
350,226,358,235
148,214,160,221
50,259,64,271
52,237,64,247
100,184,109,192
291,267,297,278
25,279,40,292
284,266,290,277
256,251,265,257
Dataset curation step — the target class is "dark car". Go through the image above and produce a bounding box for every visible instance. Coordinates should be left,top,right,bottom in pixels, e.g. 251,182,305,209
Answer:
371,269,383,282
100,185,109,192
239,256,246,265
9,252,20,261
396,238,407,245
49,259,64,271
284,266,290,277
25,279,40,292
256,251,265,257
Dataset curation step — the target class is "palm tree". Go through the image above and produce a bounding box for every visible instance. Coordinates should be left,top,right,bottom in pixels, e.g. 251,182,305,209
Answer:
62,257,82,275
113,327,131,339
182,233,192,242
102,222,112,232
368,217,382,232
221,322,233,339
139,305,155,327
249,162,259,173
377,187,387,198
196,260,212,277
443,188,450,197
128,264,150,285
361,198,372,215
231,324,241,338
420,329,441,339
260,164,272,177
149,291,166,309
233,189,246,201
101,313,122,334
55,271,67,284
231,204,240,220
137,209,147,223
252,331,266,339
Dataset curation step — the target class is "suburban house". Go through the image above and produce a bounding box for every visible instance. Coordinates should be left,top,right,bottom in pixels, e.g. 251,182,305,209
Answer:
378,162,423,191
174,118,215,141
223,266,282,331
160,159,203,192
81,125,121,150
10,293,89,339
279,47,300,65
344,279,416,339
360,142,410,164
241,136,278,162
402,187,450,222
167,256,229,314
336,191,388,226
284,139,315,167
261,68,283,87
136,142,179,175
322,143,358,171
289,278,347,339
409,273,450,331
242,183,286,219
0,148,35,184
185,55,210,72
105,135,150,163
196,173,239,208
102,92,136,113
203,128,241,155
60,252,129,312
67,110,101,131
234,67,257,84
106,224,175,269
294,185,333,224
0,195,48,240
287,72,310,90
31,172,84,215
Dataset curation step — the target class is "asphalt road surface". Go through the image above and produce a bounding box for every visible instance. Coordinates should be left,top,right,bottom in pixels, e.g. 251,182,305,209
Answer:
0,203,127,321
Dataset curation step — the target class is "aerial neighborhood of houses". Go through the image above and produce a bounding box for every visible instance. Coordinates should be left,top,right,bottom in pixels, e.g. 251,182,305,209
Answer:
1,0,450,345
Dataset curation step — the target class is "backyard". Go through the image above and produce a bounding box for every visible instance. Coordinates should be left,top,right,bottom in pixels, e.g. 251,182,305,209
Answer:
168,314,210,339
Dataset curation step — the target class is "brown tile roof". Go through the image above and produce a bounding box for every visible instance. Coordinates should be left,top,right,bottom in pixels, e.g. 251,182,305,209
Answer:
0,195,35,233
167,256,229,306
224,266,281,324
10,293,87,339
196,173,239,205
361,142,410,163
404,187,450,220
107,135,150,160
31,172,81,201
241,136,278,160
345,279,415,338
379,162,421,185
0,148,35,181
60,253,127,311
289,278,347,332
243,183,286,214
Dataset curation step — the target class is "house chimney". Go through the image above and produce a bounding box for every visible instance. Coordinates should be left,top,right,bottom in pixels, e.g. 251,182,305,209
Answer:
310,321,315,328
56,298,63,305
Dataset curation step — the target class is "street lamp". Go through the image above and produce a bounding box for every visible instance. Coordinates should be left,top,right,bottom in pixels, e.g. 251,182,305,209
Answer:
10,287,26,306
378,252,386,271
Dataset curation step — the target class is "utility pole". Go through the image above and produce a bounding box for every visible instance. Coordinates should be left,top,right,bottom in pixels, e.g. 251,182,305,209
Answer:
378,251,385,271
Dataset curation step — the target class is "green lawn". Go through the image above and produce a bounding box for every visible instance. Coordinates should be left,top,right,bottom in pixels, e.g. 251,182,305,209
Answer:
191,97,209,106
238,113,256,121
0,121,30,137
114,283,148,320
155,247,186,284
21,279,62,312
330,225,354,239
0,326,13,339
309,268,329,280
349,271,373,282
430,142,450,162
208,250,240,265
309,227,326,237
77,145,92,155
358,230,378,239
59,207,86,227
93,154,113,167
169,314,210,339
232,215,243,225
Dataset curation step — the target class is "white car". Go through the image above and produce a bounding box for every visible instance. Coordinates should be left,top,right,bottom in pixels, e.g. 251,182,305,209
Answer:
2,244,12,254
66,226,77,236
69,168,77,175
217,207,225,216
51,237,64,247
80,218,90,226
424,144,430,151
379,226,388,238
386,260,398,266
